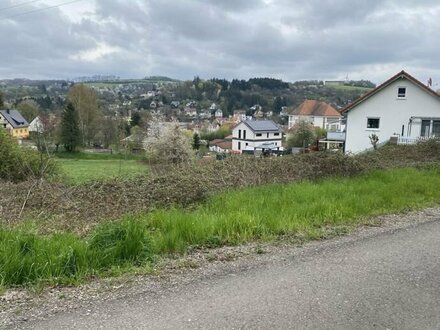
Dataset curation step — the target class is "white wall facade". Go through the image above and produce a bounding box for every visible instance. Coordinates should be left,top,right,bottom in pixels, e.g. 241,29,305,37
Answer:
345,78,440,154
231,122,282,153
288,115,342,131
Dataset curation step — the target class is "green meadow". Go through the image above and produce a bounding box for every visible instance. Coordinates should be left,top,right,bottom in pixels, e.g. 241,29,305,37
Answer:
55,152,148,184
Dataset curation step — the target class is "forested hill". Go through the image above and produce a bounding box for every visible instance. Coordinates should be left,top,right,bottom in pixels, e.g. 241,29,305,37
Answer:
170,77,375,115
0,76,375,117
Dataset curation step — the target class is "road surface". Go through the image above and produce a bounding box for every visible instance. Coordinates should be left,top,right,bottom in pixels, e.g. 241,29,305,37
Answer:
19,219,440,329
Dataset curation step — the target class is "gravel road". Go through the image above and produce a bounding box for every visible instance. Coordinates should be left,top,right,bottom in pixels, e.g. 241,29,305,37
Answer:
3,207,440,329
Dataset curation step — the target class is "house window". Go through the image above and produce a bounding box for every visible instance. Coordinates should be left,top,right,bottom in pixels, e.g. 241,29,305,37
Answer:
238,142,241,150
245,143,248,146
422,120,440,137
434,120,440,137
267,133,269,138
243,130,246,140
421,120,430,137
397,87,406,98
256,133,262,137
238,129,241,139
367,118,380,129
274,133,280,136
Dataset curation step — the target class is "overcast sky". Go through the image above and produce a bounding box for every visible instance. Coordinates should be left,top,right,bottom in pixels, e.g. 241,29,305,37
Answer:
1,0,440,84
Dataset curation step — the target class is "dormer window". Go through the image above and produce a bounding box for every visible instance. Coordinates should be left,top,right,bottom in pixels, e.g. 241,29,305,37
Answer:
397,87,406,98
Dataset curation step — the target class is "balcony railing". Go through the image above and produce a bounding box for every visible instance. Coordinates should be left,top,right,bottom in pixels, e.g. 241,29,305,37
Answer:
326,131,346,141
397,136,432,145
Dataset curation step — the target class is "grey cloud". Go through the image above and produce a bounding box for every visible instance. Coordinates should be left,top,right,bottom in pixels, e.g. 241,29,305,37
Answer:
1,0,440,83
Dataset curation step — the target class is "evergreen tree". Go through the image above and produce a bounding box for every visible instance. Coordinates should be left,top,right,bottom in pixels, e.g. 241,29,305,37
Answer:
192,133,201,150
130,111,142,127
60,102,81,152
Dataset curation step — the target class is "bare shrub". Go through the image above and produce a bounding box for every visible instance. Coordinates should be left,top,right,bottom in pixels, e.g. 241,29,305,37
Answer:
1,141,439,235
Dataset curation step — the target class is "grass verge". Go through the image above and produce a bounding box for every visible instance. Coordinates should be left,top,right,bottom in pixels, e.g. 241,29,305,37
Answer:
1,166,440,288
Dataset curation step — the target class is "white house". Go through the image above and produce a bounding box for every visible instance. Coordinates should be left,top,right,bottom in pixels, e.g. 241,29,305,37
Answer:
232,120,283,154
343,70,440,154
209,139,232,153
29,116,44,133
287,100,342,131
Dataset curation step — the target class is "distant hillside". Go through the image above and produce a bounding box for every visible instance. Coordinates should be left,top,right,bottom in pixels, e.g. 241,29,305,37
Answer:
0,75,373,118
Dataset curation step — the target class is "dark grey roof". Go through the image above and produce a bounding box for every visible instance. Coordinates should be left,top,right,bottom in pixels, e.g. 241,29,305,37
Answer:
243,120,282,132
0,109,29,128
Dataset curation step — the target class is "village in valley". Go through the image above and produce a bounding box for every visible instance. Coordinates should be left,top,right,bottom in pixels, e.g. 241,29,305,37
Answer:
3,0,440,327
2,70,439,163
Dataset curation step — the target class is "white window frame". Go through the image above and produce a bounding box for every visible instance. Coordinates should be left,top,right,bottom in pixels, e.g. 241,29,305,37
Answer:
397,86,407,99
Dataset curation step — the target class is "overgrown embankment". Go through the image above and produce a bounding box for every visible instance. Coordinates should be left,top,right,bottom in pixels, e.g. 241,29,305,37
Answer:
1,166,440,287
1,140,440,235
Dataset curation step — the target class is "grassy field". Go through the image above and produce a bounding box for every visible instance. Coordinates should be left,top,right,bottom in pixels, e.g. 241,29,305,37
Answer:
2,166,440,287
325,85,373,93
57,159,148,184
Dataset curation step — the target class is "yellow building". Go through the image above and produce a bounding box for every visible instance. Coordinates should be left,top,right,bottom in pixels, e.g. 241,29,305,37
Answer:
0,109,30,138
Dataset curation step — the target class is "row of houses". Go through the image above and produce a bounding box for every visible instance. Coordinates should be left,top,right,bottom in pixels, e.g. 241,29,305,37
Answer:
228,70,440,155
2,70,439,156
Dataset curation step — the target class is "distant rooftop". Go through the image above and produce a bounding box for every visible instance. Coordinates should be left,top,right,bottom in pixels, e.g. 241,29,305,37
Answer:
242,120,282,132
288,100,341,117
0,109,29,128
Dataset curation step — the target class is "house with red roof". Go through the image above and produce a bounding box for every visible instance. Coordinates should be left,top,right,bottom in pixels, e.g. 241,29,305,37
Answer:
287,100,342,131
342,70,440,154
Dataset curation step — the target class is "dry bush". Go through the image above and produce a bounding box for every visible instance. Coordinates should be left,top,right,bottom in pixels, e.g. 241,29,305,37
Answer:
1,140,439,235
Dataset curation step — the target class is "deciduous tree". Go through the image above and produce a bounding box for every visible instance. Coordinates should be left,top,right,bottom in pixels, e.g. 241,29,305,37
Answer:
16,100,40,122
287,120,317,148
67,84,101,146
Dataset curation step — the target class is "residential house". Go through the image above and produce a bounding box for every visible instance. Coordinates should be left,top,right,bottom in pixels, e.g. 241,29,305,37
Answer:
253,109,264,118
209,138,232,153
199,109,212,119
183,107,198,117
287,100,342,131
342,70,440,154
170,101,180,108
0,109,29,138
265,111,273,118
232,120,283,154
232,110,247,123
214,109,223,118
29,116,44,133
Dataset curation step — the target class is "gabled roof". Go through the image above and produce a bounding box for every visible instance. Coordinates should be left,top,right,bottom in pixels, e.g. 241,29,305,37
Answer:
0,109,29,128
216,141,232,150
341,70,440,114
240,120,282,133
288,100,341,117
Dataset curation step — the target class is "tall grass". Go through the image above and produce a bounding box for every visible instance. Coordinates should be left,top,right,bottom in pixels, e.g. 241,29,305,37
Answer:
0,220,153,287
1,167,440,287
146,166,440,253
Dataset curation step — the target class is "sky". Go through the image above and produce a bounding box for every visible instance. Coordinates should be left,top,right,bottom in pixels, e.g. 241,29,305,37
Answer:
1,0,440,85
